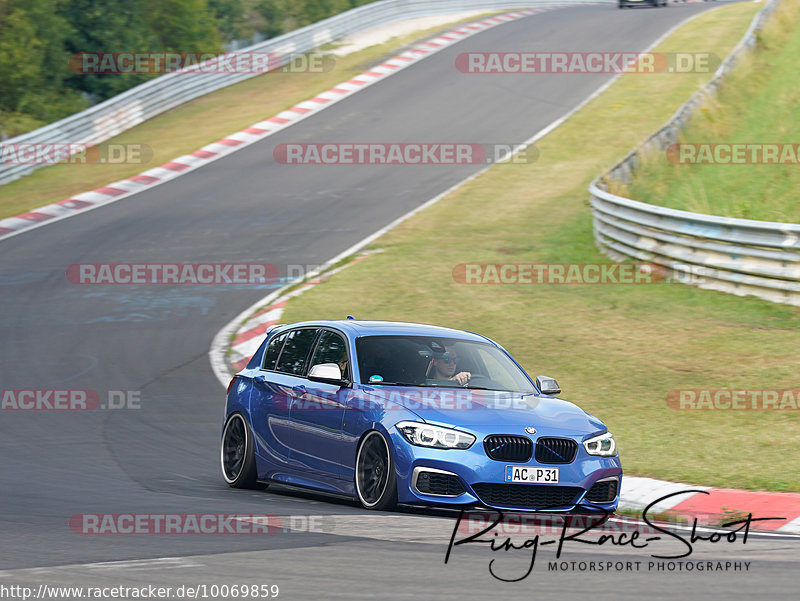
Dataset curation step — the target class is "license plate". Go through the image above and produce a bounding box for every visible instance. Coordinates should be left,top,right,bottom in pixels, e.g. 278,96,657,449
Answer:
505,466,559,483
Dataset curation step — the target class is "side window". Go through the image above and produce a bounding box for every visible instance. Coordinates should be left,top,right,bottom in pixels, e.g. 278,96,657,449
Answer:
309,331,350,380
262,332,287,370
275,329,318,376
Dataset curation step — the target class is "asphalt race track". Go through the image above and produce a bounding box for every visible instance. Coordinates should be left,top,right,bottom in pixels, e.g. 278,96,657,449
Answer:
1,3,798,599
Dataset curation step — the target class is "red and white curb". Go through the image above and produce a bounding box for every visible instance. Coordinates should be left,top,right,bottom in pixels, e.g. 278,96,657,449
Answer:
0,6,573,243
621,476,800,534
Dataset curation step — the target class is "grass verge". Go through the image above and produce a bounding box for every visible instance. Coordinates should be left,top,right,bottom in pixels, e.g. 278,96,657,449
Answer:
621,0,800,222
0,12,497,220
279,0,800,491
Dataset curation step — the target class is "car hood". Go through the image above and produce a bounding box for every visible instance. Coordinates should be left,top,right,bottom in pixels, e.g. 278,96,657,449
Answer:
363,386,606,437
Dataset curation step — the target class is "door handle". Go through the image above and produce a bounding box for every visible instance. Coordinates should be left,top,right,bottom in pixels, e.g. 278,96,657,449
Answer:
292,385,306,393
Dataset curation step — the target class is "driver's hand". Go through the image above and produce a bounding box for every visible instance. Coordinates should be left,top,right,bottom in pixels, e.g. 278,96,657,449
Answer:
451,371,471,386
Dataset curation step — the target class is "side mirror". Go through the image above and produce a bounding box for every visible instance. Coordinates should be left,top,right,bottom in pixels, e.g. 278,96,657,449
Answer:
535,375,561,395
308,363,348,386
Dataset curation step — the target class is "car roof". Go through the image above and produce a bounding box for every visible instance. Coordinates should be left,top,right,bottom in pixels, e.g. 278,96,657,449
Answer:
276,319,495,344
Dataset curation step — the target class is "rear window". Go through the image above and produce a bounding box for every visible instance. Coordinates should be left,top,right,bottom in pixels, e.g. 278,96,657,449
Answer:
275,329,318,376
262,332,287,370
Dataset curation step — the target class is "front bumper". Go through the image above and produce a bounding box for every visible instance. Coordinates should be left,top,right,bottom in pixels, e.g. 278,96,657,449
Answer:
390,430,622,512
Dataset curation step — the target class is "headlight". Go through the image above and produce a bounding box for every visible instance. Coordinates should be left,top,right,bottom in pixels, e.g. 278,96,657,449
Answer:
583,432,616,456
395,421,475,449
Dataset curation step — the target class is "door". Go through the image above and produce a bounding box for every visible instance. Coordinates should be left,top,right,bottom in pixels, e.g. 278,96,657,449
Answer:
249,328,318,470
288,329,350,479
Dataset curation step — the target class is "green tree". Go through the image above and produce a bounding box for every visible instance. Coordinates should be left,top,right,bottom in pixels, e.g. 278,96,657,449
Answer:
0,0,377,137
60,0,155,101
145,0,222,53
208,0,246,41
61,0,223,103
0,0,86,129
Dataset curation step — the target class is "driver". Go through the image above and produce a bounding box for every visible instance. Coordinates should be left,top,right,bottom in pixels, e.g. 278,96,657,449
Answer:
337,354,349,379
428,345,471,386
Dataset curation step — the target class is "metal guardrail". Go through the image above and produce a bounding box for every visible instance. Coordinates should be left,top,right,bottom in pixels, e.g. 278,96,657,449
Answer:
589,0,800,306
0,0,608,185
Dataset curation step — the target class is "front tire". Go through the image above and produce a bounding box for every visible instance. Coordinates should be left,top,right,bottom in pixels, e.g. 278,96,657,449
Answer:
221,413,266,489
355,431,398,510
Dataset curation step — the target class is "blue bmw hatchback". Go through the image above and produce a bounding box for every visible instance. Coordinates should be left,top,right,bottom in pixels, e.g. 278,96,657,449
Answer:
221,320,621,512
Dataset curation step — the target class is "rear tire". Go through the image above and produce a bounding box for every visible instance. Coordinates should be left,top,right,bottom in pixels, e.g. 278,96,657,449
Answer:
221,413,267,489
355,431,398,510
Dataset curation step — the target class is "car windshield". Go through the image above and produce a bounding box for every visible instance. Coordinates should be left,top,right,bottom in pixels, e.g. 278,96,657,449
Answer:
355,335,535,393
